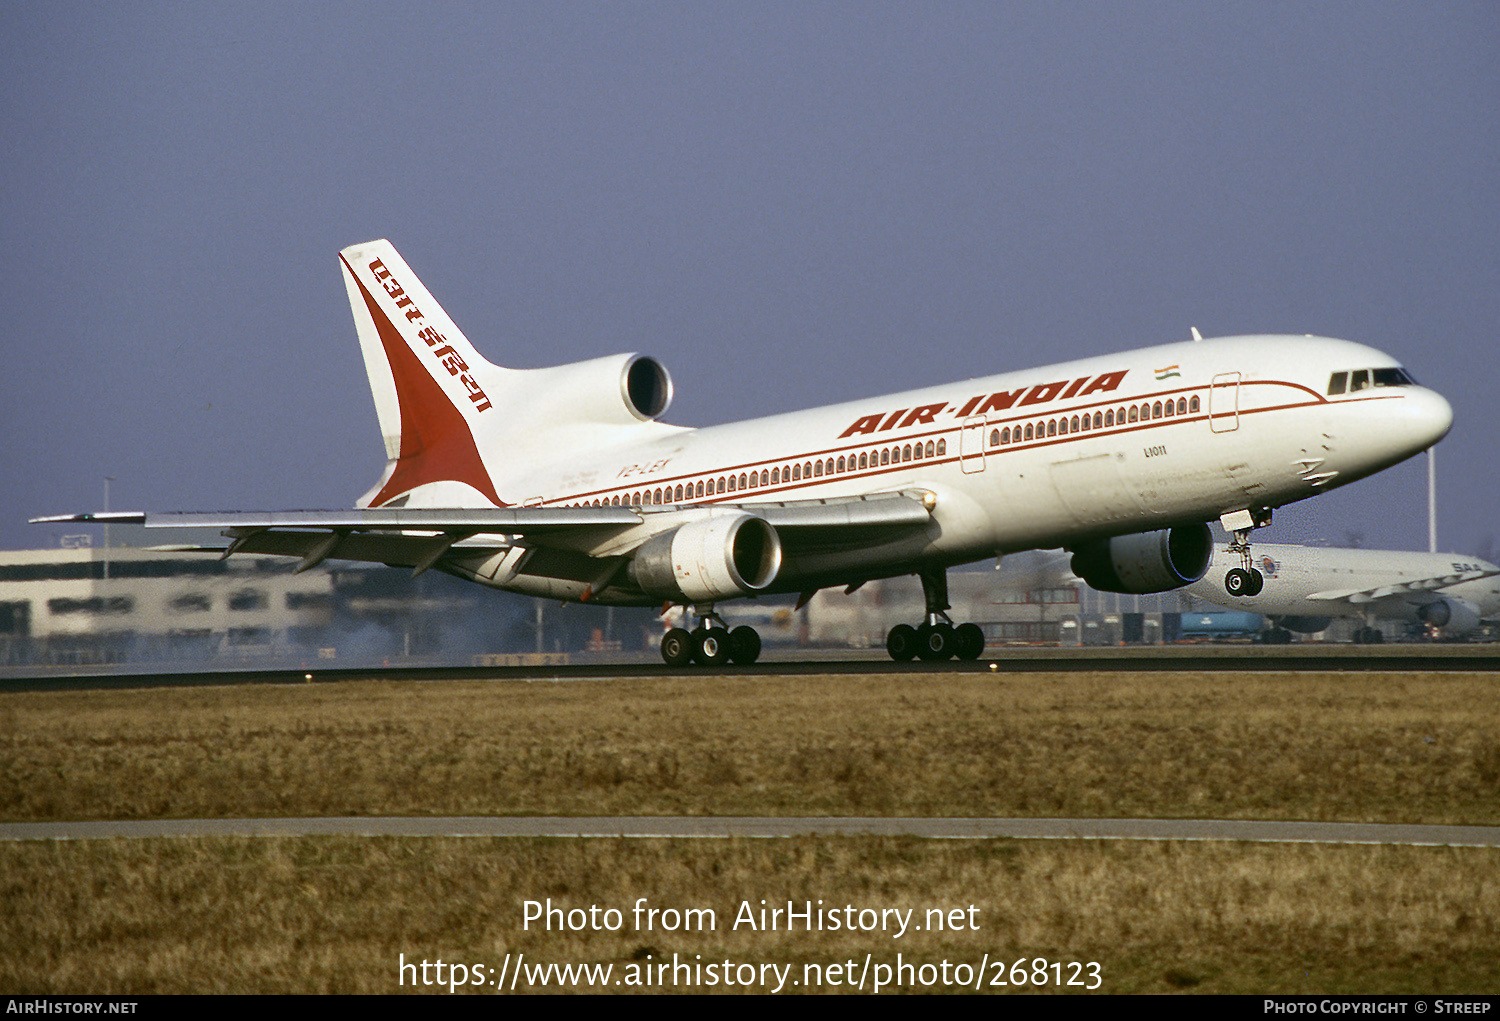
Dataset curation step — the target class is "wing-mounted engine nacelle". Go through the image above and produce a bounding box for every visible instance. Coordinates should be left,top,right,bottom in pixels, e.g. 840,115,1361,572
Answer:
629,513,782,603
518,352,673,428
1418,597,1482,637
1070,524,1213,594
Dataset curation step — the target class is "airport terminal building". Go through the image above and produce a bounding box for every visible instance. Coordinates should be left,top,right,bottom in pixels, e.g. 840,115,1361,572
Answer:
0,538,1423,668
0,545,336,665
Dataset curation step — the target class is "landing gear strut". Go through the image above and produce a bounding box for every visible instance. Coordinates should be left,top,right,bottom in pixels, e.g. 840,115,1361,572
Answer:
1221,508,1271,598
659,605,761,667
886,569,986,662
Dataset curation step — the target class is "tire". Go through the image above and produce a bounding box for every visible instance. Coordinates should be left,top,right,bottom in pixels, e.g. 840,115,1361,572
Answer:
660,628,692,667
953,622,985,660
916,623,953,661
692,627,731,667
1245,568,1265,596
1225,568,1250,597
728,625,761,665
887,624,919,662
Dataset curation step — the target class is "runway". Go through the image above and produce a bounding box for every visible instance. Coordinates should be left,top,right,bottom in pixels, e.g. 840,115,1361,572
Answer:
3,642,1498,691
5,815,1499,847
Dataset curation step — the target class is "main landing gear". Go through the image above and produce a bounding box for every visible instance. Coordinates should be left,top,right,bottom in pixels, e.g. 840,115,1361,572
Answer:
1221,508,1272,598
886,568,986,662
659,606,762,667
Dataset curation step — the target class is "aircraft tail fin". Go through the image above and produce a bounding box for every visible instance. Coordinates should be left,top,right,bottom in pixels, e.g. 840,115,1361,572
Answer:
339,240,509,508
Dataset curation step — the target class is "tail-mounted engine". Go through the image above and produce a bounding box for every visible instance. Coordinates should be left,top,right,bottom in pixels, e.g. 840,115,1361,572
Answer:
1070,524,1213,594
518,352,673,429
629,513,782,603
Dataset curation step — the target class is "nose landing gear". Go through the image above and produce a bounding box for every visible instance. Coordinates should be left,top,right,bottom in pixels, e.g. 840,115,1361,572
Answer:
1221,508,1272,597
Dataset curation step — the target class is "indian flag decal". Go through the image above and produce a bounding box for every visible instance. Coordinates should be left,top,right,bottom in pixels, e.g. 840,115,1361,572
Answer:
1154,365,1181,380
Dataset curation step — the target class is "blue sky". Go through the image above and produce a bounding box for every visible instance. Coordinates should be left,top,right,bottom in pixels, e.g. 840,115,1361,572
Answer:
5,3,1497,557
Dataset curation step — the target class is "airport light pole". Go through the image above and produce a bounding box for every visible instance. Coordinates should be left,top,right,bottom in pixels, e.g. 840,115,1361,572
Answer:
1428,449,1437,554
103,476,114,580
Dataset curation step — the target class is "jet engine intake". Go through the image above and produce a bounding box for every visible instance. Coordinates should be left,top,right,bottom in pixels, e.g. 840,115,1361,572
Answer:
629,513,782,603
516,352,673,428
1070,524,1213,594
1418,597,1481,637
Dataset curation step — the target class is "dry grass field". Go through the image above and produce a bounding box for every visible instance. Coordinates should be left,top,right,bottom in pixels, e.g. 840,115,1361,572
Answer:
2,669,1498,993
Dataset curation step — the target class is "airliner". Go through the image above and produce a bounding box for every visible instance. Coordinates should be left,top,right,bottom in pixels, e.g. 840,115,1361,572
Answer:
34,240,1455,666
1189,544,1499,643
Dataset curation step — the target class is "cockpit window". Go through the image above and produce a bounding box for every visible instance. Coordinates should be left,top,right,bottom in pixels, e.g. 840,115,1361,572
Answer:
1330,367,1417,395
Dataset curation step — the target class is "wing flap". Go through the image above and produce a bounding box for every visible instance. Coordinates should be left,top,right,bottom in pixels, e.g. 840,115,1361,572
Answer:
734,491,934,530
31,490,930,536
33,507,642,532
31,490,932,585
215,528,510,570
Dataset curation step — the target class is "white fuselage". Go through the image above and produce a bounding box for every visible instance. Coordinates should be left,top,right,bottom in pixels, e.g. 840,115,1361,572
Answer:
451,334,1452,600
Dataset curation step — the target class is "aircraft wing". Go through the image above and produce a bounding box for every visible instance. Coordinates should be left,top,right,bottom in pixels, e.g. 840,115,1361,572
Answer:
31,491,933,579
1305,567,1500,605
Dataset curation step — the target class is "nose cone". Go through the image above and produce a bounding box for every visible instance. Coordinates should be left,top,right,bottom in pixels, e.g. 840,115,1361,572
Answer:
1341,386,1453,475
1399,386,1454,451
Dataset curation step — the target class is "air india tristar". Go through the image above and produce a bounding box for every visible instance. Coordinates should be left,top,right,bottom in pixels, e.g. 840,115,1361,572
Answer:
35,240,1455,666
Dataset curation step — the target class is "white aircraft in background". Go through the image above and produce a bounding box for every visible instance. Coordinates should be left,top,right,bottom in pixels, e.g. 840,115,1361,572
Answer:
1189,544,1500,643
35,240,1454,666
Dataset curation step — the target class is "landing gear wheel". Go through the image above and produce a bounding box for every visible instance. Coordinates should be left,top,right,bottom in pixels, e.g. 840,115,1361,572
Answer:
692,627,731,667
953,622,985,660
887,624,919,662
661,627,692,667
728,625,761,665
1227,568,1266,596
916,623,954,661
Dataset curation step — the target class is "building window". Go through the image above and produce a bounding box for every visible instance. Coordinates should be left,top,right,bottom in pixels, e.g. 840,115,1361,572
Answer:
48,596,133,615
228,589,267,611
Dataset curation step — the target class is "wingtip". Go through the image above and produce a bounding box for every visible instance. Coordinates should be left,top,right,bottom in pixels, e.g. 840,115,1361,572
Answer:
29,511,147,525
